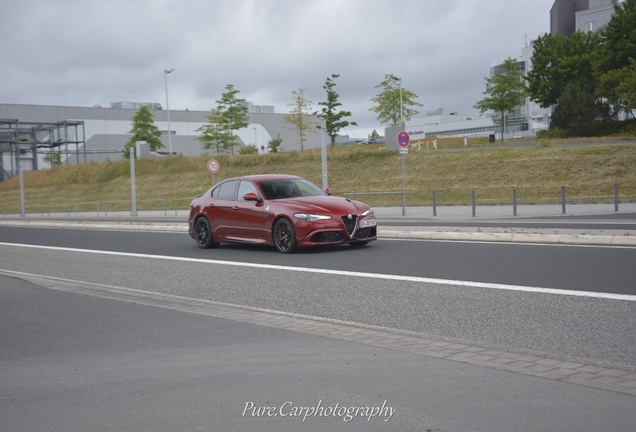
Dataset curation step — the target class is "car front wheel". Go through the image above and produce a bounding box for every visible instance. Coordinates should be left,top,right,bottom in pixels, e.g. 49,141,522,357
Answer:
273,218,298,253
195,217,219,249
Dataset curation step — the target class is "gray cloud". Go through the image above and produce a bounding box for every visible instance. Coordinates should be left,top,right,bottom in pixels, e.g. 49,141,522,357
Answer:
1,0,553,137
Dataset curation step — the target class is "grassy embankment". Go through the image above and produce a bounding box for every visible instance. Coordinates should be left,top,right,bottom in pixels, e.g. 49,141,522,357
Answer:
1,137,635,213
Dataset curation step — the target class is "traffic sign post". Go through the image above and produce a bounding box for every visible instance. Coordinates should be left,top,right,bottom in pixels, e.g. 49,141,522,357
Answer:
396,132,410,216
207,159,220,185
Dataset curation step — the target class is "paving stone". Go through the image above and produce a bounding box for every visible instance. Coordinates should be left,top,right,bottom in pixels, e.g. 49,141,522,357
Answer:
445,344,469,350
599,369,631,378
616,380,636,389
544,368,580,379
528,364,558,373
553,361,586,370
462,347,487,353
489,357,518,366
535,358,562,366
431,342,453,347
566,372,600,381
590,376,623,385
508,361,535,369
467,354,496,362
577,365,607,373
514,355,542,363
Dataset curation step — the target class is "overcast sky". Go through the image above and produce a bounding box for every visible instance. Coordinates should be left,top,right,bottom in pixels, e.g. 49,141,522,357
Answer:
1,0,555,138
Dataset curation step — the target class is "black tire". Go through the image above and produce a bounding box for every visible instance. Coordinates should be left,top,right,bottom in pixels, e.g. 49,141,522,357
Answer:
349,241,369,248
273,218,298,253
195,217,219,249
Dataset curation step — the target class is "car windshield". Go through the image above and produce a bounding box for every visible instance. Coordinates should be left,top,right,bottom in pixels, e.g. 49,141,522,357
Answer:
258,179,326,200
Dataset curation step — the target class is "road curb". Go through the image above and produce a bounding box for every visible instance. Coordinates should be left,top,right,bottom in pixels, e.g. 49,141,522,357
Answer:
1,220,635,247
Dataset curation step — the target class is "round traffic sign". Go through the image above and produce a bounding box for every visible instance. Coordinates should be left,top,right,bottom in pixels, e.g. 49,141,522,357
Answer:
207,159,220,173
397,131,410,148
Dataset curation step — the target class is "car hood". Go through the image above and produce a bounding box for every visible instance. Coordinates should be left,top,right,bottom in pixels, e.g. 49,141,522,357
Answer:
274,196,371,216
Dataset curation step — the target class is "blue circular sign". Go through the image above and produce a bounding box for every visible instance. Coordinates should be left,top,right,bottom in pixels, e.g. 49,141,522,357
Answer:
397,131,410,147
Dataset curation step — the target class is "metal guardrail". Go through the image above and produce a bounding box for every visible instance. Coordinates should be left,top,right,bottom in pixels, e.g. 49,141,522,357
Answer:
0,184,627,218
75,202,100,217
104,200,131,216
48,202,71,217
344,191,406,215
173,198,195,217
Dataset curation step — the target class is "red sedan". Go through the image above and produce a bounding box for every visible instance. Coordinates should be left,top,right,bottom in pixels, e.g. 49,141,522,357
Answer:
188,174,377,253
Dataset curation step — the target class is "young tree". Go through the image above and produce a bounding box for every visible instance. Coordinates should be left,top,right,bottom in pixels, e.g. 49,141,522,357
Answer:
124,106,164,158
43,150,62,168
474,57,528,140
196,84,249,155
369,74,422,127
217,84,249,154
266,134,283,153
283,88,317,152
196,108,231,154
317,74,357,148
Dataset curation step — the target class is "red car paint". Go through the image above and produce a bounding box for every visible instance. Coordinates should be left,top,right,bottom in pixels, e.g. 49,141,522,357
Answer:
188,174,377,253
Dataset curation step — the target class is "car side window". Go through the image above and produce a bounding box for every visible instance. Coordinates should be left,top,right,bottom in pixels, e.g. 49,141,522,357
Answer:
216,180,237,200
237,180,259,201
211,185,220,198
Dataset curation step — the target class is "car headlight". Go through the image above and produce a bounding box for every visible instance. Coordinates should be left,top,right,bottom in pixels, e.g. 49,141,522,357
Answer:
361,208,375,217
294,213,332,222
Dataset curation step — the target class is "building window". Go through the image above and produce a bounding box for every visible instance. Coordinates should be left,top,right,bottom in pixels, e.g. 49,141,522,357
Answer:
585,21,595,32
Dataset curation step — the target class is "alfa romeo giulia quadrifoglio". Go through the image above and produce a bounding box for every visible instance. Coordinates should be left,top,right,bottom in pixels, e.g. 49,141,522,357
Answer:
188,174,377,253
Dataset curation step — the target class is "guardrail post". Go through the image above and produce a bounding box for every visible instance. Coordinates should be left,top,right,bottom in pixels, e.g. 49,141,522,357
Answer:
472,190,476,217
513,188,517,216
163,199,167,216
432,190,437,217
614,183,619,212
561,186,566,214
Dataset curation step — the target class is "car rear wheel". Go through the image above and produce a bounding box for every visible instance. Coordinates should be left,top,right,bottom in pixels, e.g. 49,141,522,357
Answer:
273,218,298,253
195,217,219,249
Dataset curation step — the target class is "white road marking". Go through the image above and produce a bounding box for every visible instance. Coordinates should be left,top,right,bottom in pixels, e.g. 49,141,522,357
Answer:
1,241,635,302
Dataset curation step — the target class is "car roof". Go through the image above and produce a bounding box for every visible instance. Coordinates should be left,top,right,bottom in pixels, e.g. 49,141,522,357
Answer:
225,174,303,182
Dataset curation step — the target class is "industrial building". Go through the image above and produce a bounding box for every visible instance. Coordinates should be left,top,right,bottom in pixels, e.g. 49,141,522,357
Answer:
0,102,323,181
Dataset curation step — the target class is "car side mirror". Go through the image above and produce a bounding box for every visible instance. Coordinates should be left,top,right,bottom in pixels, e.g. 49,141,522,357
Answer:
243,192,260,202
324,188,332,196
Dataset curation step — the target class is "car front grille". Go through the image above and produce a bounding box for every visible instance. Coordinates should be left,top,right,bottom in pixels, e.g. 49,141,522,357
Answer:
311,231,345,243
341,215,357,237
354,227,376,239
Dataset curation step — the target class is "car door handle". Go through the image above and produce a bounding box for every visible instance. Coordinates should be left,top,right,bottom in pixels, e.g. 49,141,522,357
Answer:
232,206,239,210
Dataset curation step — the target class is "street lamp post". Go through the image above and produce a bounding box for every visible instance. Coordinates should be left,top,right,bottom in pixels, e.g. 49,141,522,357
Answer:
253,127,257,149
164,69,175,155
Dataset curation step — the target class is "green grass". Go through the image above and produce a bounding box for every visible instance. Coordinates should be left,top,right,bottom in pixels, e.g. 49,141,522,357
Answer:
1,140,635,211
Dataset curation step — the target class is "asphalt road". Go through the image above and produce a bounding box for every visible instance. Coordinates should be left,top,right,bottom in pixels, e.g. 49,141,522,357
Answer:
2,225,636,430
1,226,634,370
3,275,635,432
1,226,634,294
